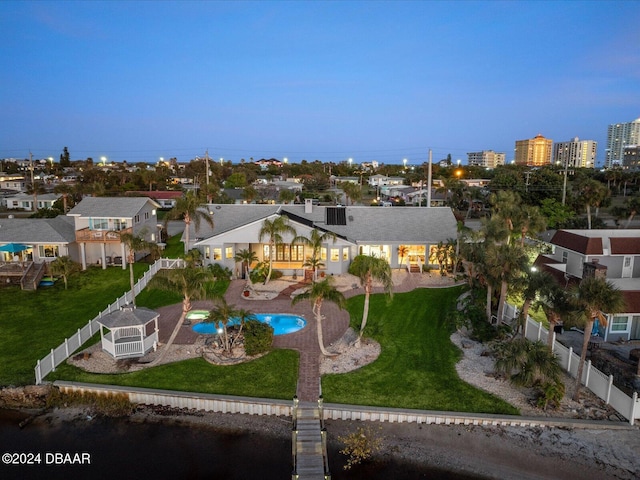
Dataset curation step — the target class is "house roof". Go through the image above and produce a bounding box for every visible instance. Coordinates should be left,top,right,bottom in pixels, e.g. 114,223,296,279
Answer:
0,216,76,244
622,291,640,313
128,191,183,200
97,306,159,328
550,230,603,254
193,204,457,244
610,237,640,255
67,196,159,218
550,229,640,256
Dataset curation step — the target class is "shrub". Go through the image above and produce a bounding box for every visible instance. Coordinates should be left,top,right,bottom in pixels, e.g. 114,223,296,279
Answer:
243,320,273,356
338,425,383,470
249,262,282,283
208,262,232,281
46,388,134,417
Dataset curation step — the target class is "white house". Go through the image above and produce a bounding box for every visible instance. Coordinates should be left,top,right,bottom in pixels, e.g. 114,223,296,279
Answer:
186,199,458,278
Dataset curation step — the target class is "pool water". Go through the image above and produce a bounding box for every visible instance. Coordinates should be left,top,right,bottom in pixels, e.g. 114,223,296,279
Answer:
192,313,306,336
185,310,210,321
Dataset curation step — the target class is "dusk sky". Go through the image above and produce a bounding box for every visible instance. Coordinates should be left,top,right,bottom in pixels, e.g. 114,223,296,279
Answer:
1,1,639,166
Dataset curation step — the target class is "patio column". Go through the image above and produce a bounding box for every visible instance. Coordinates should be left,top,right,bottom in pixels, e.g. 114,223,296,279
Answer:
80,242,87,271
101,243,107,270
121,243,127,270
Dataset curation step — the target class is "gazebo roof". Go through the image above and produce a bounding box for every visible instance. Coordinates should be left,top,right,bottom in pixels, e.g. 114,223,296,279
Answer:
98,306,159,329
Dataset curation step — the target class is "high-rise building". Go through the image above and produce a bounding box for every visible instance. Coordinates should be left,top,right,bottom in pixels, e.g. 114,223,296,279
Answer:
606,117,640,168
467,150,506,168
514,134,553,166
552,137,597,168
623,146,640,170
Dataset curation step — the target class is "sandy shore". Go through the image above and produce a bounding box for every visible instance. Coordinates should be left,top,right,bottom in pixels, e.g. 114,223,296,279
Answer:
21,404,638,480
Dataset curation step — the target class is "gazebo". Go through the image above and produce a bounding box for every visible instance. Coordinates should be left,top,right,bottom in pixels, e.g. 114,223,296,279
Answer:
97,305,159,359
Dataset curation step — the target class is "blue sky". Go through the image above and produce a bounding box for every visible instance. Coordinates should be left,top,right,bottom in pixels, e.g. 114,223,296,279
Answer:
1,1,638,166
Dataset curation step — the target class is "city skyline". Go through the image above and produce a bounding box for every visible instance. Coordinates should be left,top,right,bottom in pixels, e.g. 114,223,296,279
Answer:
1,1,639,166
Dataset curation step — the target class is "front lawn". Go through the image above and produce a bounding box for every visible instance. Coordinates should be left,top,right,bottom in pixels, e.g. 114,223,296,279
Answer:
323,288,519,415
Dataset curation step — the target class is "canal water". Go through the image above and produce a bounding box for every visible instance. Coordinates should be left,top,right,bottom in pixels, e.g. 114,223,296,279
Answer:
0,409,482,479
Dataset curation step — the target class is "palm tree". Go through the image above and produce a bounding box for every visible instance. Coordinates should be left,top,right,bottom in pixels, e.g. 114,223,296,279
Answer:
623,195,640,228
494,338,563,387
397,245,409,271
484,243,529,325
208,298,237,353
53,183,74,213
232,308,256,349
26,180,46,212
119,229,152,306
515,269,554,339
535,281,573,350
165,191,214,253
278,189,296,204
147,267,219,366
234,248,258,280
574,179,608,230
291,228,336,281
348,254,393,344
340,181,362,205
291,277,346,356
258,216,297,284
516,205,547,248
49,256,80,290
302,255,325,282
570,277,625,401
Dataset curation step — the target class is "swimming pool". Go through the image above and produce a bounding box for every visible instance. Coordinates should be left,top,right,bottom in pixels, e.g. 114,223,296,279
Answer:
191,313,306,336
185,310,210,321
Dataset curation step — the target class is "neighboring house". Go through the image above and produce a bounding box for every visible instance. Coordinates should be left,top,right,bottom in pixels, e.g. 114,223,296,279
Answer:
367,175,404,187
67,197,161,270
535,229,640,342
0,216,78,263
129,191,183,209
0,175,28,192
188,199,457,277
5,193,62,211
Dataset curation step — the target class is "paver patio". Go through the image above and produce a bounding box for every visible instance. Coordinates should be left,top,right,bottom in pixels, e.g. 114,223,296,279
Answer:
153,272,459,401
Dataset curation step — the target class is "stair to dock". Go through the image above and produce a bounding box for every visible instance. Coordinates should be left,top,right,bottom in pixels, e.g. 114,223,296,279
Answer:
292,399,330,480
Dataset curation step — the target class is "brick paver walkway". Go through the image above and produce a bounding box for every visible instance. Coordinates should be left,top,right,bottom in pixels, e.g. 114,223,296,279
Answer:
153,272,462,402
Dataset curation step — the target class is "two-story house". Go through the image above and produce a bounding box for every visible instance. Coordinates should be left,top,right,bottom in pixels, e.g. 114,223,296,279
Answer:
535,229,640,341
67,197,160,270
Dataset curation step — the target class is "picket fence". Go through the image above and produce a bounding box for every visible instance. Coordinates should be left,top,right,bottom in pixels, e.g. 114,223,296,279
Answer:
503,303,639,425
34,258,186,385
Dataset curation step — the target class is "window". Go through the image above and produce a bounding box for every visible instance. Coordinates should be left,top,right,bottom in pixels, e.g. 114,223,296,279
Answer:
275,244,304,261
91,218,108,230
205,247,210,259
213,248,222,260
38,245,59,258
144,211,150,220
359,245,390,261
611,316,629,332
561,251,568,264
342,248,349,261
113,219,128,231
320,248,327,261
330,248,339,262
225,247,234,259
134,214,140,224
263,245,270,260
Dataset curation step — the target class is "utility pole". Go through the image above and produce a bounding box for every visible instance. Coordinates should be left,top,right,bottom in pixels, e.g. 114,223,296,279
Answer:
427,149,432,208
205,150,210,187
561,160,569,205
29,151,36,212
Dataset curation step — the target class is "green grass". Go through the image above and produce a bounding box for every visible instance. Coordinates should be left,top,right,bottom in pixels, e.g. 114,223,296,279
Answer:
323,288,519,415
48,350,299,399
162,232,185,258
2,261,519,415
0,264,148,386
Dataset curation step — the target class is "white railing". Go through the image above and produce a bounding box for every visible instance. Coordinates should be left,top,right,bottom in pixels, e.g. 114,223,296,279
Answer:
506,302,639,425
35,258,186,384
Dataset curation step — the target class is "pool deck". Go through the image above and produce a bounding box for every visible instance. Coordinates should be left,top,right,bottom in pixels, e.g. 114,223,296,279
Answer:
154,272,460,401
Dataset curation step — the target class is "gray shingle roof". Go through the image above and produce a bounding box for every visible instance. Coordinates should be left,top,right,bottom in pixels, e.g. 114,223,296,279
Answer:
192,204,457,244
0,216,76,243
97,306,159,328
67,197,158,218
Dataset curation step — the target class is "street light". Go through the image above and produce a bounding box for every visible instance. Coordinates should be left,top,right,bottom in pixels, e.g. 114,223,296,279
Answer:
284,157,288,164
220,157,223,165
100,156,107,166
348,158,353,168
403,158,407,170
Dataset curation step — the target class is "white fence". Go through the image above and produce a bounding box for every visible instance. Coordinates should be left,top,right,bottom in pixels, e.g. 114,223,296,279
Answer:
35,258,186,385
503,303,639,425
